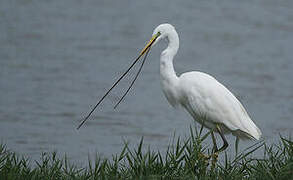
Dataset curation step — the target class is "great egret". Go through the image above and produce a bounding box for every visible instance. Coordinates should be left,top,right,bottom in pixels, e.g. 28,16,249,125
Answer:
78,23,261,154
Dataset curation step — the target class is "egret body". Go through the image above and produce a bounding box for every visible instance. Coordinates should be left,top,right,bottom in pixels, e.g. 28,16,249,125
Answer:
151,24,261,152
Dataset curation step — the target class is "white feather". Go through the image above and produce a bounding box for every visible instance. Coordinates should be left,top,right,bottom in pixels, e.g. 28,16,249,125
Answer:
152,23,261,140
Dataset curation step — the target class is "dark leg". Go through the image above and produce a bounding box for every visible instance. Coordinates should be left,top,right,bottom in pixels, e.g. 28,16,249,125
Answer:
211,131,219,169
215,125,229,153
235,136,239,156
211,131,218,152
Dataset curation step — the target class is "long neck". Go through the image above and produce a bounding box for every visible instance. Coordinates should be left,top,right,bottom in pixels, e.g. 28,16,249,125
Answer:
160,30,179,87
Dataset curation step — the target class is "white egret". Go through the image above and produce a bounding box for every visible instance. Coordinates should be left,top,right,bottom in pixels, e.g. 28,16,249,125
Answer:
78,23,261,154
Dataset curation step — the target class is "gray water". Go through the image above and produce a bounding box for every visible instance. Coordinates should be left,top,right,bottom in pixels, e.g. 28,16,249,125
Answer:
0,0,292,165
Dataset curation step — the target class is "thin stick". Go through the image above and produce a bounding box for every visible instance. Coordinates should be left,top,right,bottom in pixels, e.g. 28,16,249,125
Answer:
77,40,155,130
114,47,151,109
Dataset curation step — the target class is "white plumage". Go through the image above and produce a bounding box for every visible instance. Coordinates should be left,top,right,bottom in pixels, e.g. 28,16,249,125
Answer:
77,23,261,152
152,23,261,143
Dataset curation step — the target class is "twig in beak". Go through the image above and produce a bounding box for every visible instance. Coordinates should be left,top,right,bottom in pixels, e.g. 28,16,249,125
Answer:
114,46,151,109
77,38,156,130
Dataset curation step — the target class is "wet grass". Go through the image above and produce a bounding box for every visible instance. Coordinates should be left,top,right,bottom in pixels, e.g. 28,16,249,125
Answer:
0,127,292,179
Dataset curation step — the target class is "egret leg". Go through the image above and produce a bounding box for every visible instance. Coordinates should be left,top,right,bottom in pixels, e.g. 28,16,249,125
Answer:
211,131,218,152
198,131,212,166
235,136,239,156
215,125,228,153
211,131,219,170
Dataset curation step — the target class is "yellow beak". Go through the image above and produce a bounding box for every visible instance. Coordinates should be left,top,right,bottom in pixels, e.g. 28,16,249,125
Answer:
139,32,160,56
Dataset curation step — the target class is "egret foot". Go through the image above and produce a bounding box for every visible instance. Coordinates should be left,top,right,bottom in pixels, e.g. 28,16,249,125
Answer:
199,152,210,160
199,152,211,160
211,152,219,170
199,152,211,166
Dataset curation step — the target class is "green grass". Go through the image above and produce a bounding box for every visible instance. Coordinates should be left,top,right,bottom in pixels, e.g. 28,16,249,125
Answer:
1,127,292,179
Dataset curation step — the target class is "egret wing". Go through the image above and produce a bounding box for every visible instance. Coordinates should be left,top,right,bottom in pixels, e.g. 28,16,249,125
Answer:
178,71,261,139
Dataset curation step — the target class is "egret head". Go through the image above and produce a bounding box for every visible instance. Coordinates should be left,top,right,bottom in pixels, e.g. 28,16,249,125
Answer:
139,23,177,56
152,23,176,46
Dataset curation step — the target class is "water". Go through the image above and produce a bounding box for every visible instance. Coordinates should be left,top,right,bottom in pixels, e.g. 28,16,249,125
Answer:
0,0,292,165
